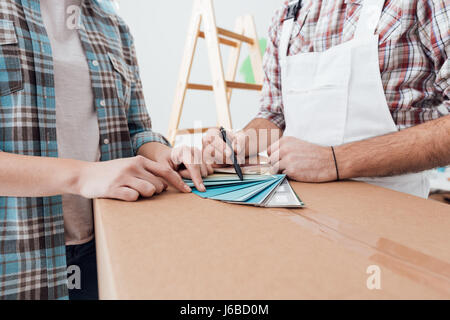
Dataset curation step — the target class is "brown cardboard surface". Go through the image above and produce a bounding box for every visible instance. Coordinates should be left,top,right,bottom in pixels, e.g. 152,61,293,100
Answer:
94,181,450,300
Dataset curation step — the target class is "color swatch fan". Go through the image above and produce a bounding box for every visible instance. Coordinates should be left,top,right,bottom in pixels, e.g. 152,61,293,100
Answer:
184,174,304,208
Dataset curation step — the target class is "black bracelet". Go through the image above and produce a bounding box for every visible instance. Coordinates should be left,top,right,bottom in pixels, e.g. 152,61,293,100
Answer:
331,146,340,181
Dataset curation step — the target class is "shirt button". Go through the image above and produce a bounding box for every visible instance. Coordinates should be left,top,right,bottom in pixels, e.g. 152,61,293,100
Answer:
92,60,99,67
99,100,106,107
103,138,110,145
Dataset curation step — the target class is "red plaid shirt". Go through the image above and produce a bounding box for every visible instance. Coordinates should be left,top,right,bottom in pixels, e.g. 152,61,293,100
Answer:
257,0,450,130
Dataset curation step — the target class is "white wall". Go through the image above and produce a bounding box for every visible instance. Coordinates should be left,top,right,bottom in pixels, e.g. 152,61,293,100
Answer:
117,0,281,143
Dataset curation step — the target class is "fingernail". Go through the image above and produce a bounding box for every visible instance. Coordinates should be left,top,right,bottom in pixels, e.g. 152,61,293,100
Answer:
184,185,192,192
200,183,206,192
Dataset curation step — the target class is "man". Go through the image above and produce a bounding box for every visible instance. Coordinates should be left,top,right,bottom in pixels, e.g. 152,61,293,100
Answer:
0,0,209,300
203,0,449,198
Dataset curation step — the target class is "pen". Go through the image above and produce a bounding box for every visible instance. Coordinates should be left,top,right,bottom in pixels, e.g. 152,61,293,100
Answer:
220,127,244,181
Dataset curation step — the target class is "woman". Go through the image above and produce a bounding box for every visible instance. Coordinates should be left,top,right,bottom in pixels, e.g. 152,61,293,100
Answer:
0,0,209,300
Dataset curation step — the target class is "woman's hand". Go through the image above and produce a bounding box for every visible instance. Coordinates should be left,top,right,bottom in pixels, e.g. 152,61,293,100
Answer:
77,156,192,201
139,142,213,192
169,146,214,192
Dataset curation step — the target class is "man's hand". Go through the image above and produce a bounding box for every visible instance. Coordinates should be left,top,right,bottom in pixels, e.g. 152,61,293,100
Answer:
268,136,337,183
77,156,191,202
202,120,283,166
202,128,248,166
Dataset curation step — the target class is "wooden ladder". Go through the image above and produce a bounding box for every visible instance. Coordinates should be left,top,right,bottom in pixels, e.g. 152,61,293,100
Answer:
167,0,263,146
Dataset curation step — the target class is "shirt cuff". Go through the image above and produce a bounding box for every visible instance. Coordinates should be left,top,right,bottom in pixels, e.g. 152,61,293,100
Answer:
131,131,171,155
255,110,286,130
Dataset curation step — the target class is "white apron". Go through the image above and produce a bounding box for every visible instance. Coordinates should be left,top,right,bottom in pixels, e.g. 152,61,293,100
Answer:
280,0,430,198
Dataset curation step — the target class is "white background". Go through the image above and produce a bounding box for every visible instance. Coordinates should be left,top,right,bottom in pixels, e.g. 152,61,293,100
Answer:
117,0,281,143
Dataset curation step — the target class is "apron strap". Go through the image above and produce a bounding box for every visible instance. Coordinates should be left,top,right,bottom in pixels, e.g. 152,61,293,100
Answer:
354,0,386,39
279,1,301,65
280,19,295,65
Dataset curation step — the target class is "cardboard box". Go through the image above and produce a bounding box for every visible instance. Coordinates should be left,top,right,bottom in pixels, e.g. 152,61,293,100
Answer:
94,181,450,300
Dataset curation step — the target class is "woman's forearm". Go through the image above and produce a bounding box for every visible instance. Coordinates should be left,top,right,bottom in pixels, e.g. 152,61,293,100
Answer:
0,152,83,197
336,115,450,179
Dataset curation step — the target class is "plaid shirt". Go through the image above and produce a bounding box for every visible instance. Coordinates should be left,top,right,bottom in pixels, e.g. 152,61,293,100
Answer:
0,0,168,299
257,0,450,130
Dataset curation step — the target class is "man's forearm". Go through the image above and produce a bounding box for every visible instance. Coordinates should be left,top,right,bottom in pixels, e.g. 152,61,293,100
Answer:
0,152,84,197
242,118,283,157
336,115,450,179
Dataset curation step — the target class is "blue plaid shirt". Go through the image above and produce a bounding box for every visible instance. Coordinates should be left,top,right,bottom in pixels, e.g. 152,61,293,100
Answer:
0,0,168,299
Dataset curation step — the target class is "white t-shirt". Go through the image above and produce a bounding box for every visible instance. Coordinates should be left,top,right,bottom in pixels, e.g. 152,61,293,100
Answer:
41,0,100,246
